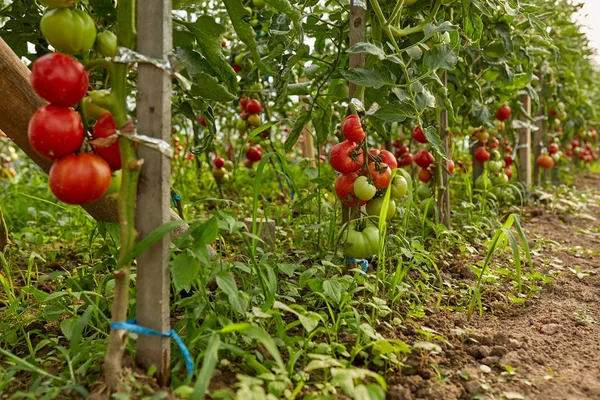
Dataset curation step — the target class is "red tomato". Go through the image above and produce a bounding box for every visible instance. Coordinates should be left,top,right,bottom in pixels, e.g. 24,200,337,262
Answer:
504,145,512,153
418,168,432,183
474,146,490,163
412,126,428,144
334,172,367,207
488,137,499,149
329,140,364,173
240,97,248,112
392,139,402,148
537,154,554,169
28,105,84,159
447,160,455,174
199,116,207,127
366,162,391,189
341,115,365,142
92,113,121,170
505,166,513,179
496,104,511,122
414,150,434,169
368,149,398,169
49,153,111,204
214,157,225,168
246,99,262,114
31,53,89,107
504,155,513,166
548,143,559,154
246,146,262,162
399,153,413,166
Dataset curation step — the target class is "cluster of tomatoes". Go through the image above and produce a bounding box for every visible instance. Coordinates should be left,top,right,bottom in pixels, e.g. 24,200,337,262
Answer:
211,156,234,182
330,115,408,259
565,135,598,163
235,97,265,167
28,52,120,205
172,135,195,162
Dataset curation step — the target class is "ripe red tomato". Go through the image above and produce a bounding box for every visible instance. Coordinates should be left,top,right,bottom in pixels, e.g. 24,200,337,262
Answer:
572,140,580,148
392,139,402,148
447,160,455,174
49,153,111,204
415,150,434,169
28,105,84,159
548,143,559,154
412,126,428,144
329,140,364,173
399,153,413,166
246,146,262,162
232,64,242,73
246,99,262,114
199,116,207,127
368,149,398,169
366,162,391,189
341,115,365,142
474,146,490,163
496,104,511,122
31,53,88,107
240,97,248,111
335,172,367,207
504,145,512,153
397,145,408,156
505,166,513,179
244,159,254,168
92,113,121,170
504,155,513,166
418,168,432,183
214,157,225,168
537,154,554,169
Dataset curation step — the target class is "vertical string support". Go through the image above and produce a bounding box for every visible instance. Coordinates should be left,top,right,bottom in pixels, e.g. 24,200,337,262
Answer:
518,93,532,191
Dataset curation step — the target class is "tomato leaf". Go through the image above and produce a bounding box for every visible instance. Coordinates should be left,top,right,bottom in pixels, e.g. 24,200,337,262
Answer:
340,68,396,89
424,126,449,162
263,0,301,22
171,252,200,293
191,72,237,103
347,42,386,60
284,107,311,152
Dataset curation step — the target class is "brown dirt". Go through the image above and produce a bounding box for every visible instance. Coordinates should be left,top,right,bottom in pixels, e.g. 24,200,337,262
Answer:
387,173,600,400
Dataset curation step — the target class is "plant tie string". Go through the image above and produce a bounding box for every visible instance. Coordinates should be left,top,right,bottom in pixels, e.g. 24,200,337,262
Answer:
110,319,194,379
345,258,369,273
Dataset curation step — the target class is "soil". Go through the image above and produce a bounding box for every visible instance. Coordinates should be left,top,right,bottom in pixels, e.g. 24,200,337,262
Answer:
387,173,600,400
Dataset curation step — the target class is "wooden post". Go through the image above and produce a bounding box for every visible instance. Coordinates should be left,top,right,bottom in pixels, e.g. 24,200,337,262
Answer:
348,1,366,100
532,85,544,187
518,94,532,191
0,37,188,231
438,72,450,227
135,0,172,385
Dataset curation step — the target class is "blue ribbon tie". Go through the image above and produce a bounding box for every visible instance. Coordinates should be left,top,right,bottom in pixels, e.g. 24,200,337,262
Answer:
345,258,369,273
171,193,181,208
111,319,194,379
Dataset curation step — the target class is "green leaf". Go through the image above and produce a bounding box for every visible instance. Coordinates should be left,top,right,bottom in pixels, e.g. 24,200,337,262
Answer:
313,104,332,145
424,44,458,70
176,218,218,262
60,318,76,340
284,107,311,152
70,306,93,352
374,102,414,123
216,273,248,315
171,252,200,292
191,333,220,399
219,323,285,371
263,0,301,22
347,42,386,60
192,72,237,103
424,126,449,161
323,279,343,305
223,0,269,72
340,68,396,89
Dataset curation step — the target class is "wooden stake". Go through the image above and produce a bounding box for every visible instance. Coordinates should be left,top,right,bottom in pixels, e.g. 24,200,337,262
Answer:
518,94,532,191
532,76,544,186
135,0,172,385
438,72,450,227
0,206,8,254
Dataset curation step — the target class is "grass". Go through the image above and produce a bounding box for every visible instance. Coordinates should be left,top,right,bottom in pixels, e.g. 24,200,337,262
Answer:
0,150,589,399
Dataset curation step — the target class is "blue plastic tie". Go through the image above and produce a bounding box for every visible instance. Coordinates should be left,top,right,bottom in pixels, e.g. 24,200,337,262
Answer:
345,258,369,273
171,193,181,208
111,319,194,379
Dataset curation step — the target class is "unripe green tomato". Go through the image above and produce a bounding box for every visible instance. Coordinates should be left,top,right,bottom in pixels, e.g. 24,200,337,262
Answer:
404,0,417,5
475,174,492,190
104,170,122,199
249,19,259,27
224,160,234,170
390,176,408,198
416,184,432,199
244,6,253,15
353,176,377,201
250,82,262,91
488,160,503,173
490,149,501,161
253,0,265,8
41,8,96,54
40,0,79,7
492,173,509,186
96,31,117,57
212,168,226,180
234,52,247,65
237,119,248,132
81,96,110,121
366,197,397,220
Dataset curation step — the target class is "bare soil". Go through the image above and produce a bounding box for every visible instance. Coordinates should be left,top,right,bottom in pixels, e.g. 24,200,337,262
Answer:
388,173,600,400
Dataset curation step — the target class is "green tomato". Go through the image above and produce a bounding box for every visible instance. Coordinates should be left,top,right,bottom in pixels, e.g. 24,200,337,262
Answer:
40,0,79,7
353,176,377,201
366,197,397,220
416,184,432,199
250,82,262,91
420,197,435,216
234,52,247,65
41,8,96,55
224,160,234,170
488,160,503,173
490,149,501,161
253,0,266,8
237,119,248,132
96,31,117,57
404,0,417,5
390,176,408,198
475,174,492,190
344,224,379,259
103,170,122,199
492,173,509,186
249,19,259,27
